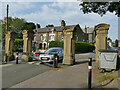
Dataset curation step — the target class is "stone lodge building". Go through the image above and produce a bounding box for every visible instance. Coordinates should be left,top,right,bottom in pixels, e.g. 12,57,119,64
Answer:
33,20,95,50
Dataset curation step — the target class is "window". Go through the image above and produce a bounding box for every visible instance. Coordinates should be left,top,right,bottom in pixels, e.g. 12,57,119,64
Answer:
43,34,46,41
34,36,36,41
76,36,78,41
40,35,42,41
83,39,85,42
50,35,55,41
61,34,64,41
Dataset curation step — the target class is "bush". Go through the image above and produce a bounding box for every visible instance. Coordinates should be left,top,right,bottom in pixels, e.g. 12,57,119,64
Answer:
14,39,23,51
49,41,95,53
49,41,64,49
75,42,95,53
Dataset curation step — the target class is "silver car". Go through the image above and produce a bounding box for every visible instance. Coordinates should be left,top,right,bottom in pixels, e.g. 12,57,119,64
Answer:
39,48,63,62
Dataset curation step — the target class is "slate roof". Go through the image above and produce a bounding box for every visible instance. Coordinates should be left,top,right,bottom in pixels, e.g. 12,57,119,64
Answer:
37,25,77,33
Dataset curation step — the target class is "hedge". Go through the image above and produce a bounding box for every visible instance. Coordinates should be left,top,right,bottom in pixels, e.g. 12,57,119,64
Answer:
75,42,95,52
49,41,64,49
49,41,95,53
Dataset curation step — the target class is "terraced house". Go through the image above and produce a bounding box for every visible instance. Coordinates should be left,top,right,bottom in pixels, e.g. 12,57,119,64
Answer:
33,20,95,50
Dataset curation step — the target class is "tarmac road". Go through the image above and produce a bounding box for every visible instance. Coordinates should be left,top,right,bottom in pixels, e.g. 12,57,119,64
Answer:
2,63,50,88
2,52,95,88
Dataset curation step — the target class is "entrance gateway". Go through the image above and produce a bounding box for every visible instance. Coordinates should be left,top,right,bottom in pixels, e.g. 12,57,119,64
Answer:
4,24,110,65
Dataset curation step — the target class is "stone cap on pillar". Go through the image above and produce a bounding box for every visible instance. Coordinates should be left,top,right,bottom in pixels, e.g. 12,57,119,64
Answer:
22,30,34,39
95,23,110,31
63,24,79,32
6,31,16,39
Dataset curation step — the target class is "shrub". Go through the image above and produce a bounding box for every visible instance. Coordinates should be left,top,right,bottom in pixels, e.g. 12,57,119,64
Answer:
49,41,95,53
14,39,23,51
49,41,64,49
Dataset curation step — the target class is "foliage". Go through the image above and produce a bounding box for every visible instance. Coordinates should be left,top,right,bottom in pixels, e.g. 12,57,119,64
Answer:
23,22,36,31
107,37,112,42
14,39,23,51
36,24,41,28
46,24,54,27
115,39,118,47
9,17,26,32
49,41,64,49
1,17,36,43
75,42,95,52
97,75,114,83
79,2,120,17
49,41,95,53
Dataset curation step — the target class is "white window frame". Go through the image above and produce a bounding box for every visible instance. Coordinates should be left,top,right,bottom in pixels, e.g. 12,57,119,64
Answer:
40,35,43,41
43,34,46,41
49,34,55,41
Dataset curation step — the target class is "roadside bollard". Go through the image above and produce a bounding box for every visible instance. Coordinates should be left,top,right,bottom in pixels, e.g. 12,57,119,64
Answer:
88,58,92,89
118,77,120,90
16,52,18,64
53,54,58,68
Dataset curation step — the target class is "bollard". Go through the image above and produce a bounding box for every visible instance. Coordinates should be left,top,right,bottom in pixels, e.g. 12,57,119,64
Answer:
53,54,58,68
118,77,120,90
88,58,92,89
16,52,18,64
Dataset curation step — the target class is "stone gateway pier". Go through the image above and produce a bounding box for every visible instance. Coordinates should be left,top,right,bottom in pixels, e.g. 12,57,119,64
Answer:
95,24,110,62
63,26,76,65
5,31,16,61
22,30,34,62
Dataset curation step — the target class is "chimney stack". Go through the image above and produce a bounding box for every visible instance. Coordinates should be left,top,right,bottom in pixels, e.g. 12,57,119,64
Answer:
61,20,66,27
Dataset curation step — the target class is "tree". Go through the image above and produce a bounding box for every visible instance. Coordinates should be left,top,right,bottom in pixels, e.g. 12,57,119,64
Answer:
2,17,36,42
14,39,23,51
36,24,41,28
46,24,54,27
115,39,118,47
79,2,120,17
10,17,26,33
23,22,36,31
107,37,112,42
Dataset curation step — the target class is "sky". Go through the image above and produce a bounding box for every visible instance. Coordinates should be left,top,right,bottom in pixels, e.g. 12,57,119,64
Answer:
1,1,118,41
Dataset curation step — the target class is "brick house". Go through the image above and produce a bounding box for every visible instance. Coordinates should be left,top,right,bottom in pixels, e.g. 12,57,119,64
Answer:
33,20,92,50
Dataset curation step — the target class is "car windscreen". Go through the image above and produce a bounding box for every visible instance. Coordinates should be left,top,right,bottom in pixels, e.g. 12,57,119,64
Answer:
45,49,59,53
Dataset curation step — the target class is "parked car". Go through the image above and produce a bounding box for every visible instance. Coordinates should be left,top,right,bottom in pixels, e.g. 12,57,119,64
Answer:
107,47,117,51
117,47,120,54
32,51,41,56
117,47,120,50
39,47,63,62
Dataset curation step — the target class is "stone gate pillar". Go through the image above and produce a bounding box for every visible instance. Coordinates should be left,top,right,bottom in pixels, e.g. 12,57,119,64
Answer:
95,24,110,61
63,26,75,65
5,31,16,61
22,30,34,62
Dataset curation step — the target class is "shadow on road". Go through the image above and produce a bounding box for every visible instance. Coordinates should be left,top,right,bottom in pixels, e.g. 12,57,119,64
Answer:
93,79,114,88
75,60,95,65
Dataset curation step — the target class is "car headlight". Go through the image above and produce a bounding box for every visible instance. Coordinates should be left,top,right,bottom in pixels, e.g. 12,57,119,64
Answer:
51,55,54,59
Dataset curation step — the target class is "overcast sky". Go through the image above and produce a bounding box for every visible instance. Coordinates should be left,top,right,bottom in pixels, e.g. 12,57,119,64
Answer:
1,1,118,41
